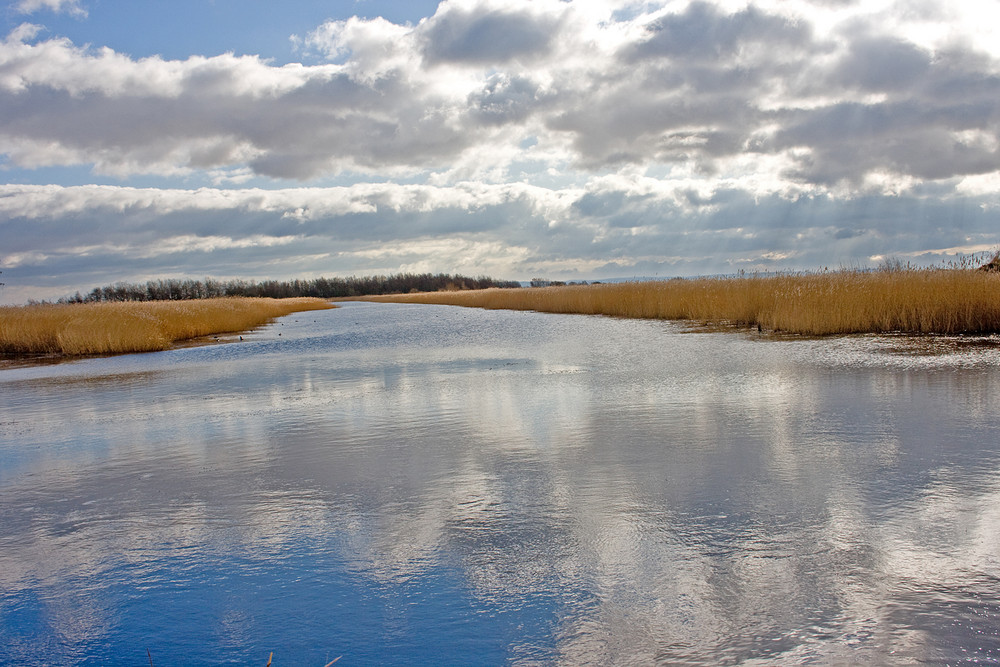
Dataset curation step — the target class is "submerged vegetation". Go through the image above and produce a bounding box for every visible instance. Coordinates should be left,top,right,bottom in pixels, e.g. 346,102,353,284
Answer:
362,268,1000,336
0,297,333,357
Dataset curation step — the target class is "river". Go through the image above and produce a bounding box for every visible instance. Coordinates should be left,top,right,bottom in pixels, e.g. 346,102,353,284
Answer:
2,301,1000,665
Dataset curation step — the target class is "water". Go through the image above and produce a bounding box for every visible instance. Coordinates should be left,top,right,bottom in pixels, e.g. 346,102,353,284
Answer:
2,302,1000,665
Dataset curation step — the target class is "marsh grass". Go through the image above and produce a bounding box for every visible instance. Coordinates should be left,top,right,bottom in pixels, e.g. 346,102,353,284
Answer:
0,297,334,357
359,269,1000,335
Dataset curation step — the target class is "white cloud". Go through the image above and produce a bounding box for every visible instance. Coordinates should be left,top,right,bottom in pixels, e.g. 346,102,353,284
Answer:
2,1,999,188
2,1,1000,302
353,237,534,276
15,0,86,17
2,177,998,305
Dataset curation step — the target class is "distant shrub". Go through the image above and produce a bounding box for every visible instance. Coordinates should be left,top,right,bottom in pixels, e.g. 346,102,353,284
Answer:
62,273,521,303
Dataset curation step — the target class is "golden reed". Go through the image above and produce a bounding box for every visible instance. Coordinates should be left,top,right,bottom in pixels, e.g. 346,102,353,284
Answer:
0,297,334,356
360,269,1000,335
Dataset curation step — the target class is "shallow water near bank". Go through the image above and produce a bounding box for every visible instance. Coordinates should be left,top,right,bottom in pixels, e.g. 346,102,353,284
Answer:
2,301,1000,665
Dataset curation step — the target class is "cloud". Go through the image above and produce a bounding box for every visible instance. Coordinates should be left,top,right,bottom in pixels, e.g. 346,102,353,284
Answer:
1,1,999,189
2,1,1000,302
15,0,86,17
420,0,565,65
469,73,546,126
3,178,998,304
831,35,931,92
621,1,812,63
0,22,469,178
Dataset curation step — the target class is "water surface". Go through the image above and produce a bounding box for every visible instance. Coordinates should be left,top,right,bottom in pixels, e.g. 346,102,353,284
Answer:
2,302,1000,664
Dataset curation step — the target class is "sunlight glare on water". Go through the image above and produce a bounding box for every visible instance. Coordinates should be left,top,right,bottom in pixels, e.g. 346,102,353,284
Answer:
2,302,1000,664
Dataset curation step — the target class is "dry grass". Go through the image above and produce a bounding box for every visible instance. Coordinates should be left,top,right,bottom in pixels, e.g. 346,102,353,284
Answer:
0,297,334,357
359,269,1000,335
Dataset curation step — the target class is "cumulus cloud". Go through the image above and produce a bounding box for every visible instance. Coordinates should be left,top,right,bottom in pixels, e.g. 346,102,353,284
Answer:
621,2,812,63
2,0,999,188
2,1,1000,302
469,73,546,126
420,0,565,65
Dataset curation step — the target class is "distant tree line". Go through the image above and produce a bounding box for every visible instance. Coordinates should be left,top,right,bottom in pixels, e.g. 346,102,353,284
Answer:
59,273,522,303
529,278,567,287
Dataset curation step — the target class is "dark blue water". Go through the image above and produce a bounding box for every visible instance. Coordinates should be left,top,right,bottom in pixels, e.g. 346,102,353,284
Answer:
2,302,1000,665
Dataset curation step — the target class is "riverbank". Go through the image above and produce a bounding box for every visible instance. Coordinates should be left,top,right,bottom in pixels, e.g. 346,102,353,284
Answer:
358,269,1000,335
0,297,334,358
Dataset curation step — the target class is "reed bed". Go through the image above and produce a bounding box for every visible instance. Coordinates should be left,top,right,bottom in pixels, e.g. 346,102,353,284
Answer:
0,297,334,357
359,269,1000,336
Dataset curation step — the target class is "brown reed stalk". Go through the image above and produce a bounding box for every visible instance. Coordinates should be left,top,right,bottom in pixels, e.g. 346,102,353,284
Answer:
357,269,1000,336
0,297,333,357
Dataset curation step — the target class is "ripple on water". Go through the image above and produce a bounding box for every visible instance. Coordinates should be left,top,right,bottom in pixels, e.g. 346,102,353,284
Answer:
3,302,1000,664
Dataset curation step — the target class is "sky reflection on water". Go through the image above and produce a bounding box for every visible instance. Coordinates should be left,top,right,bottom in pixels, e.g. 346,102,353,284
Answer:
2,302,1000,664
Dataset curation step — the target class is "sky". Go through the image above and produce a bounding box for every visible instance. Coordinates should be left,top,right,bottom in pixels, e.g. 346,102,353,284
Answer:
1,0,999,303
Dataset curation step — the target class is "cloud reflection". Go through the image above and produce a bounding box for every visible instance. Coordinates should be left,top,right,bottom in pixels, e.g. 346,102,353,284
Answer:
2,304,1000,663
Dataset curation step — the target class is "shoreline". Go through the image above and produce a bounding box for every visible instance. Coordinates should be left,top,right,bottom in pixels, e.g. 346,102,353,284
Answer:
356,269,1000,336
0,297,334,363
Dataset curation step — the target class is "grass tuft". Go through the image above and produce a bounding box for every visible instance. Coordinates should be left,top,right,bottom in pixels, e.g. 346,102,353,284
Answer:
0,297,333,357
358,269,1000,336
